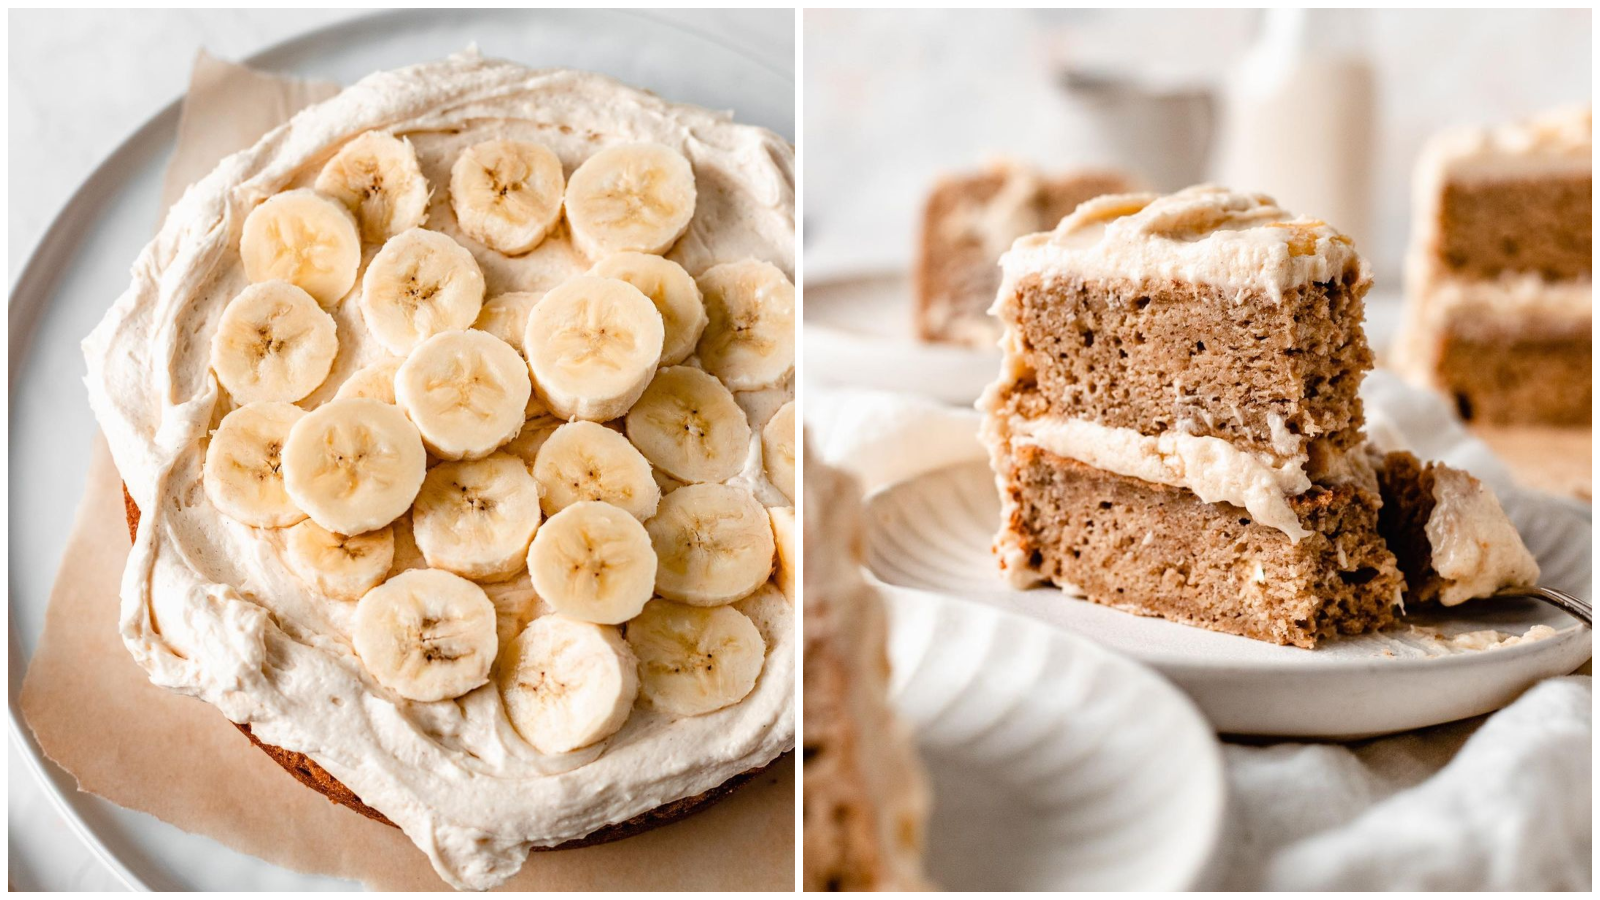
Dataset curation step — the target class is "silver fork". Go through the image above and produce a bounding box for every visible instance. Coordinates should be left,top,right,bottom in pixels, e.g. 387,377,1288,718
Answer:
1492,586,1592,626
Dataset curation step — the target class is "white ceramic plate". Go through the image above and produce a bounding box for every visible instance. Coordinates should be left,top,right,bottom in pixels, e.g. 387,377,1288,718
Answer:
803,271,1408,405
881,586,1225,890
864,458,1592,739
8,9,792,891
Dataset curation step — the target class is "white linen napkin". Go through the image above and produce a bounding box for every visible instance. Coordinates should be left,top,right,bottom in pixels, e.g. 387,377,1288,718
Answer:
805,371,1593,891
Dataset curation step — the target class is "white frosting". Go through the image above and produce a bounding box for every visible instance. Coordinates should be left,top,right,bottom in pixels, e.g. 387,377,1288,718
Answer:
1422,105,1592,183
1425,467,1541,606
81,53,794,890
998,184,1369,302
1010,416,1312,541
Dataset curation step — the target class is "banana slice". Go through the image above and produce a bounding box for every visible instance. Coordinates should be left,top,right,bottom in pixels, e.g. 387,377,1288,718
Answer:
450,139,565,256
314,130,431,243
281,397,427,535
646,482,775,606
412,454,542,582
502,407,565,474
284,520,395,601
359,227,486,355
624,366,750,484
564,142,697,260
695,259,796,390
761,399,796,503
523,275,664,422
626,600,765,717
589,252,707,366
352,568,498,702
210,281,338,404
532,420,660,520
472,291,543,355
769,506,796,601
395,329,531,460
527,501,656,625
240,189,362,307
333,357,403,404
733,583,788,648
203,401,308,528
498,614,638,755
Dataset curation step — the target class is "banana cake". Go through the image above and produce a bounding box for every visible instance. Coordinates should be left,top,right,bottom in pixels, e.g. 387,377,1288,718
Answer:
84,52,795,891
802,443,930,891
1393,107,1592,426
980,186,1406,648
915,162,1135,346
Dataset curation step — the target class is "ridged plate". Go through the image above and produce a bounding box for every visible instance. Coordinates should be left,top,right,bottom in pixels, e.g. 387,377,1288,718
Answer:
881,586,1225,890
866,459,1592,738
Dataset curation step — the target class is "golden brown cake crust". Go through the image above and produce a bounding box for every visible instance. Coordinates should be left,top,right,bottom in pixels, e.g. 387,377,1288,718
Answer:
121,484,769,845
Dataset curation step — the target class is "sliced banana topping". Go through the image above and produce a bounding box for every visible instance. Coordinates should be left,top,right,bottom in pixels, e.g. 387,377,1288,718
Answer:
240,189,361,307
527,501,657,625
502,406,564,474
646,482,775,606
624,366,751,484
564,142,697,260
626,600,765,717
762,399,797,503
450,139,565,256
352,568,498,702
333,357,404,404
533,420,661,520
314,130,431,243
695,259,796,390
359,227,486,355
203,401,308,528
412,454,542,582
523,275,664,422
395,329,531,460
499,614,638,755
285,520,395,601
210,281,338,404
472,291,543,355
769,506,796,602
589,252,707,366
281,397,427,535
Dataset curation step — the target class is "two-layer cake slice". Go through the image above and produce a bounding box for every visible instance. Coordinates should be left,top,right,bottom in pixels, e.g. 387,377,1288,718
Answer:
980,186,1405,648
1394,107,1592,426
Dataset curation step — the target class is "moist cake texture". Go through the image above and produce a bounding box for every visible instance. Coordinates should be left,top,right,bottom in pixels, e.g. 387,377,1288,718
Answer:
981,185,1404,647
802,445,929,890
1394,107,1592,426
915,162,1134,346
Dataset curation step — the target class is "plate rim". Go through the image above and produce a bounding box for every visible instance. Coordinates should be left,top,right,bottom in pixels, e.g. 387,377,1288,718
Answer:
881,584,1229,890
7,8,792,891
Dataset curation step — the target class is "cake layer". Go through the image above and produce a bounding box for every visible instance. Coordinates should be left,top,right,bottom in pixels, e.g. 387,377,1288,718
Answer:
992,267,1373,472
1437,175,1592,280
915,164,1133,346
1436,331,1592,426
1000,446,1402,648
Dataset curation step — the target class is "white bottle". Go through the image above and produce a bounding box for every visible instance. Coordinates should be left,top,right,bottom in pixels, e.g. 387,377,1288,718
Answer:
1212,9,1376,248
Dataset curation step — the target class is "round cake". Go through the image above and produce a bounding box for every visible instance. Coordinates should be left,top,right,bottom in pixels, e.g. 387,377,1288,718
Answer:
86,52,795,890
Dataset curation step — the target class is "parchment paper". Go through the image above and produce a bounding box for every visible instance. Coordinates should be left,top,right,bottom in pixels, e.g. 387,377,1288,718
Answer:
19,50,793,892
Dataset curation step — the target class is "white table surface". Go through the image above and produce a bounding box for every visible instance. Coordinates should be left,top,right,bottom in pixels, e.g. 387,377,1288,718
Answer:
6,9,793,890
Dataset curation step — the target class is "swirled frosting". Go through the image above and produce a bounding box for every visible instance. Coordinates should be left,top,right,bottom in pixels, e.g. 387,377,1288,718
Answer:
82,53,795,890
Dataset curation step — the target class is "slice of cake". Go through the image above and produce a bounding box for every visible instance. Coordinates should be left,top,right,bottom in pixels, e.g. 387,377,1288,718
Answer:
803,443,930,891
980,186,1405,648
1375,450,1540,606
915,162,1135,347
1393,107,1592,426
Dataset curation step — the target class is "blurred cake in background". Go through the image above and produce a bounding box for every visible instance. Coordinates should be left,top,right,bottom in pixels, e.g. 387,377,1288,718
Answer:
1393,107,1592,428
802,442,930,891
980,186,1406,648
915,162,1134,346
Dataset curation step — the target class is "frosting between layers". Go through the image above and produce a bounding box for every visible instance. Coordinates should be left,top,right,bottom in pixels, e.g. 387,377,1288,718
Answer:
81,53,794,890
1010,415,1313,541
1425,467,1541,606
998,185,1368,302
